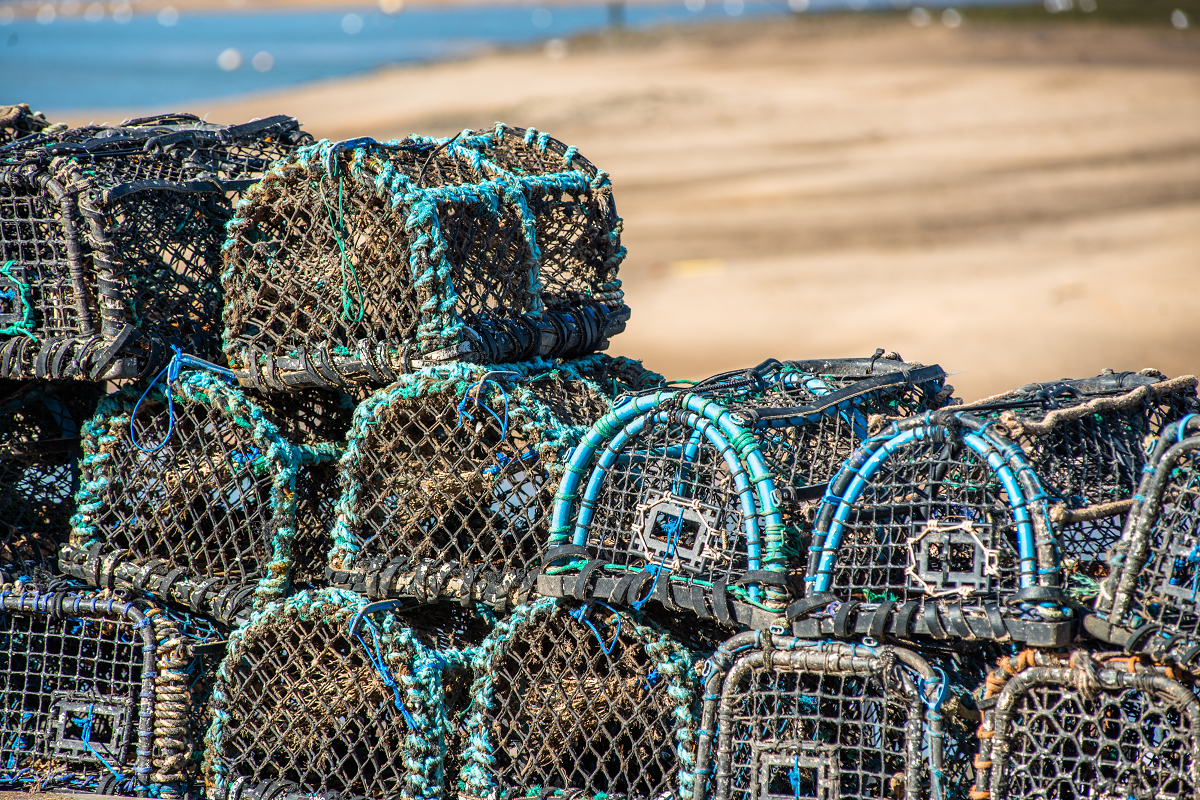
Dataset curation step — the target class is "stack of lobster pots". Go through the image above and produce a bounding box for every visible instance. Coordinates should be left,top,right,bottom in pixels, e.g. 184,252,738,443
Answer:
0,106,1197,800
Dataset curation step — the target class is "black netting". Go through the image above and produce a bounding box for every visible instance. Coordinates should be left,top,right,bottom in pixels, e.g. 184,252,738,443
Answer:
63,371,343,618
1101,424,1200,664
207,593,487,800
330,365,611,587
0,115,308,380
0,380,100,572
541,356,950,628
460,599,694,799
974,651,1200,800
809,414,1043,607
221,125,628,391
963,372,1198,567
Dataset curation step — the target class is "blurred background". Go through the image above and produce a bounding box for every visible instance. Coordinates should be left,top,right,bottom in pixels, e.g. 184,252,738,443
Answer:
5,0,1198,398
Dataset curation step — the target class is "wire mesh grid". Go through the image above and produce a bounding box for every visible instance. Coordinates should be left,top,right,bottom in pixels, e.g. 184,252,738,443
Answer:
221,124,629,391
959,372,1198,568
1095,416,1200,665
205,590,487,800
693,356,951,493
0,380,100,573
458,597,698,800
0,114,308,381
693,637,946,800
62,369,342,618
971,649,1200,800
0,585,194,797
801,411,1072,645
541,357,951,630
326,359,624,604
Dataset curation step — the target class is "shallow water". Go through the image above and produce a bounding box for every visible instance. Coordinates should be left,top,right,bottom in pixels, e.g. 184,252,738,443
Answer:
0,0,1026,112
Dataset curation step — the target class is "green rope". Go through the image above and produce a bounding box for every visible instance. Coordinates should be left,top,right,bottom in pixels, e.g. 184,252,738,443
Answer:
320,173,366,324
0,260,38,341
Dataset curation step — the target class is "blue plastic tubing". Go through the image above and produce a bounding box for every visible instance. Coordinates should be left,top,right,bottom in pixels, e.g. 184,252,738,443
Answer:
548,391,786,603
811,425,1038,593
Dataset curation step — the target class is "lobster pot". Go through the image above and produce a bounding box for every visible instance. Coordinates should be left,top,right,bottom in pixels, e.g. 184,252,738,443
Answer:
686,356,951,492
204,590,485,800
61,370,342,621
0,104,59,146
972,650,1200,800
962,371,1197,566
801,412,1073,646
221,124,630,392
459,598,698,799
539,357,950,630
0,587,194,796
1093,417,1200,665
694,639,949,800
326,359,628,603
0,114,308,380
0,380,100,573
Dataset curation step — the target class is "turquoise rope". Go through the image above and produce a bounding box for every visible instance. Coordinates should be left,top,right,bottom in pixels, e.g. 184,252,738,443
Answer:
0,260,38,341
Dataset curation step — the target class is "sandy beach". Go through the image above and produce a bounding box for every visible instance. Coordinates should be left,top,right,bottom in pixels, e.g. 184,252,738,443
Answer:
67,14,1200,399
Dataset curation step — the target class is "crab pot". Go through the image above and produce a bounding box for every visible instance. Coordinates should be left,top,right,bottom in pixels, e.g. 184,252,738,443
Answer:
972,649,1200,800
0,104,59,147
0,380,100,573
1093,416,1200,665
0,586,195,797
800,411,1074,647
204,590,485,800
60,370,344,621
0,114,308,380
960,371,1197,566
539,356,950,630
458,598,698,800
326,357,653,604
693,638,952,800
220,124,630,392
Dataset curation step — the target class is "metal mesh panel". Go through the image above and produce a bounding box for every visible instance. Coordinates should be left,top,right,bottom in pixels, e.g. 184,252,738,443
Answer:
206,591,481,800
0,380,100,572
694,640,940,800
221,125,628,391
1100,421,1200,664
328,363,611,584
0,587,193,796
973,650,1200,800
962,372,1198,566
459,598,696,799
64,370,340,613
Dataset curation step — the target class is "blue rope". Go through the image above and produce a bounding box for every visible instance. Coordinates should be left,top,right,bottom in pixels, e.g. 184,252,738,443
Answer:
788,753,804,800
130,347,238,453
350,614,418,729
457,373,520,442
569,601,622,656
76,704,126,785
921,667,949,800
632,512,684,611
